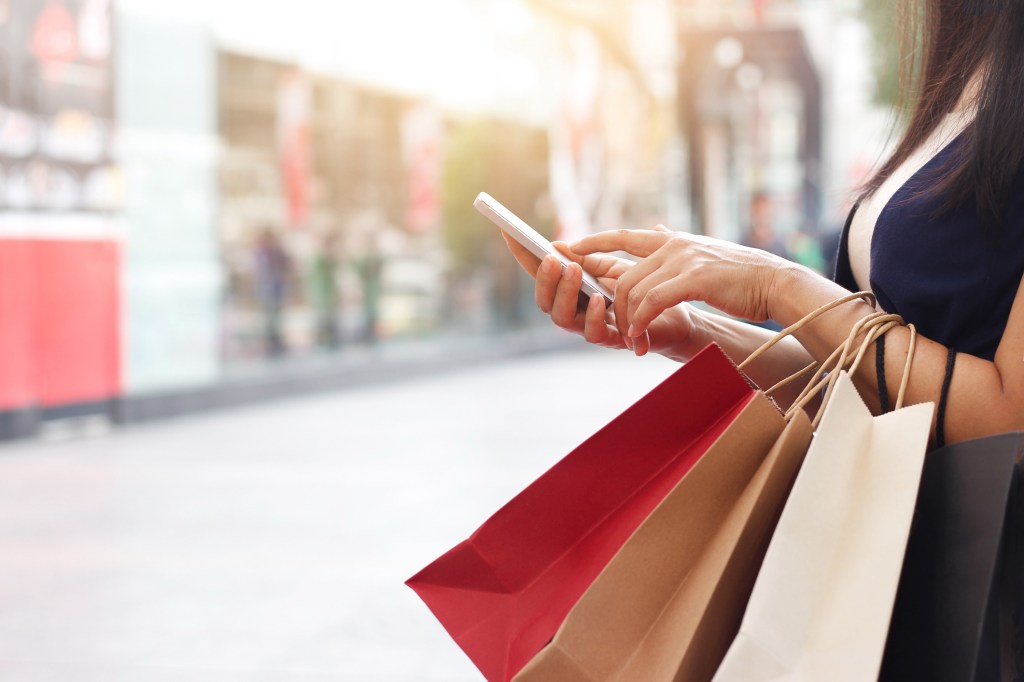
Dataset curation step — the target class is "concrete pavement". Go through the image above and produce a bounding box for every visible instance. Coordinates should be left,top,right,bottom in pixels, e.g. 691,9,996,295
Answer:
0,346,678,681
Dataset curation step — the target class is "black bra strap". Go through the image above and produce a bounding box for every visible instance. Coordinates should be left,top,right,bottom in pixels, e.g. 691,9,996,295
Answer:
876,334,890,414
936,347,957,447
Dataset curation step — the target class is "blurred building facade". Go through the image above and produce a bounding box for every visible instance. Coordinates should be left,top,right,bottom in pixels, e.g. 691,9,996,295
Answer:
0,0,890,439
0,0,121,437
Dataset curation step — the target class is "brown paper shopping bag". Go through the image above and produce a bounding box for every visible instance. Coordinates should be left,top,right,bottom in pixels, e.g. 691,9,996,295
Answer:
712,370,934,682
513,400,811,682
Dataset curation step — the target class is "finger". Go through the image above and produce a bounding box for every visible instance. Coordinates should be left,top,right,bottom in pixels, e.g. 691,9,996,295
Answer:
570,229,671,258
611,252,664,345
597,276,620,294
582,293,617,347
501,233,542,277
553,241,630,280
534,255,562,314
625,267,677,337
581,293,606,344
632,278,694,338
633,330,651,356
613,277,632,350
550,262,584,330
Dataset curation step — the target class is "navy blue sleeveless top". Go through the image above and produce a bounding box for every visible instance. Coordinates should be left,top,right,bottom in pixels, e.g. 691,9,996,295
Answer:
833,135,1024,361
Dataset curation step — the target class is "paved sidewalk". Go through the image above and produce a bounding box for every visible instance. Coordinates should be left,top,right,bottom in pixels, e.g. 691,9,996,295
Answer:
117,326,582,425
0,347,679,681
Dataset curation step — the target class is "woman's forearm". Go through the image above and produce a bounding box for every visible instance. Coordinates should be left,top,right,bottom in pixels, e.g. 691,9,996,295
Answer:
768,265,1024,444
665,305,817,408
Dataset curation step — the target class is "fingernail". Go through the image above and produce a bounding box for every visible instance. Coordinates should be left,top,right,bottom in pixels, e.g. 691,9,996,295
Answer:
542,258,555,273
589,294,600,310
627,324,638,337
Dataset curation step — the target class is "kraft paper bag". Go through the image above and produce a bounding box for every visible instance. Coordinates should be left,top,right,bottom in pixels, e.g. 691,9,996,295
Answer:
514,399,813,682
713,371,934,682
407,343,758,682
879,432,1024,682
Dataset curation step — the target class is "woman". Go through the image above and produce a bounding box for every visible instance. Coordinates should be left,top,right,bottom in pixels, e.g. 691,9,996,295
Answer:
505,0,1024,447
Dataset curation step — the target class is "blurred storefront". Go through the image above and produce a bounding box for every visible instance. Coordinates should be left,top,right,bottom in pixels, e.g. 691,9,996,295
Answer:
537,0,682,240
0,1,681,439
0,4,564,439
677,5,823,255
118,13,221,396
0,0,121,437
215,51,550,362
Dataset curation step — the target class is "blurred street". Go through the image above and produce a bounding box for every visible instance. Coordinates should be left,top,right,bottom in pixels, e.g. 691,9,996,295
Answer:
0,347,677,682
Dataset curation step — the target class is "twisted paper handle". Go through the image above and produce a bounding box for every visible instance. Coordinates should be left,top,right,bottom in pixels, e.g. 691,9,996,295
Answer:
735,291,916,427
738,291,877,373
786,313,918,428
738,292,877,400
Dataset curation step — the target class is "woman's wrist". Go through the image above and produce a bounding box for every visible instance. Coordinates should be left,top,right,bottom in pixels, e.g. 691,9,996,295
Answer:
766,260,819,326
655,304,708,363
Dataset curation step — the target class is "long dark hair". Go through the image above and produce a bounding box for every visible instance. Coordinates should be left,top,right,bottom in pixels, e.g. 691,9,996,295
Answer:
860,0,1024,230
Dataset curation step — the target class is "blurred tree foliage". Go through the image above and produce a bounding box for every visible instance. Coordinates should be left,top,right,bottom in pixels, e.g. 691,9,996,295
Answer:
860,0,901,107
441,122,491,277
441,120,551,277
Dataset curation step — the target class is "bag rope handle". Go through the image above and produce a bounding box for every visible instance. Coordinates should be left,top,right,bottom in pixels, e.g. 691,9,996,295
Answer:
738,291,876,372
812,316,903,427
786,315,918,428
895,322,917,410
732,291,916,428
814,316,917,419
785,311,895,415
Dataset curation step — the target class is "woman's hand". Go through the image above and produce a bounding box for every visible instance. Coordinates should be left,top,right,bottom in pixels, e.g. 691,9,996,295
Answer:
570,226,797,349
500,232,696,357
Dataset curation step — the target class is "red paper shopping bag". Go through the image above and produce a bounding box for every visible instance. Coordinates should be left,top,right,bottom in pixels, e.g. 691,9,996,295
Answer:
406,344,758,681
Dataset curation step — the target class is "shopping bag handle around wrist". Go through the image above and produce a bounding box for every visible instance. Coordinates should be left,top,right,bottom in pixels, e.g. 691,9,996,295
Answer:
738,291,877,373
736,291,876,403
788,311,898,414
733,290,916,428
817,315,917,414
788,315,918,428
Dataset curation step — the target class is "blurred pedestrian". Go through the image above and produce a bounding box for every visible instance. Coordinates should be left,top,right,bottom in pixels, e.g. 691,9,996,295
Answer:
307,232,341,349
819,226,843,280
741,192,789,259
355,234,383,345
740,192,789,331
253,228,290,358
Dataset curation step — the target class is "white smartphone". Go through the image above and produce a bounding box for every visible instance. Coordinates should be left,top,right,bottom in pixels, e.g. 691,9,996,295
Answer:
474,192,614,307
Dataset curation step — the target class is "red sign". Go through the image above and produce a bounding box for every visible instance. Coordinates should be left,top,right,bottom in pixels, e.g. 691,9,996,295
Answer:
31,1,79,67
